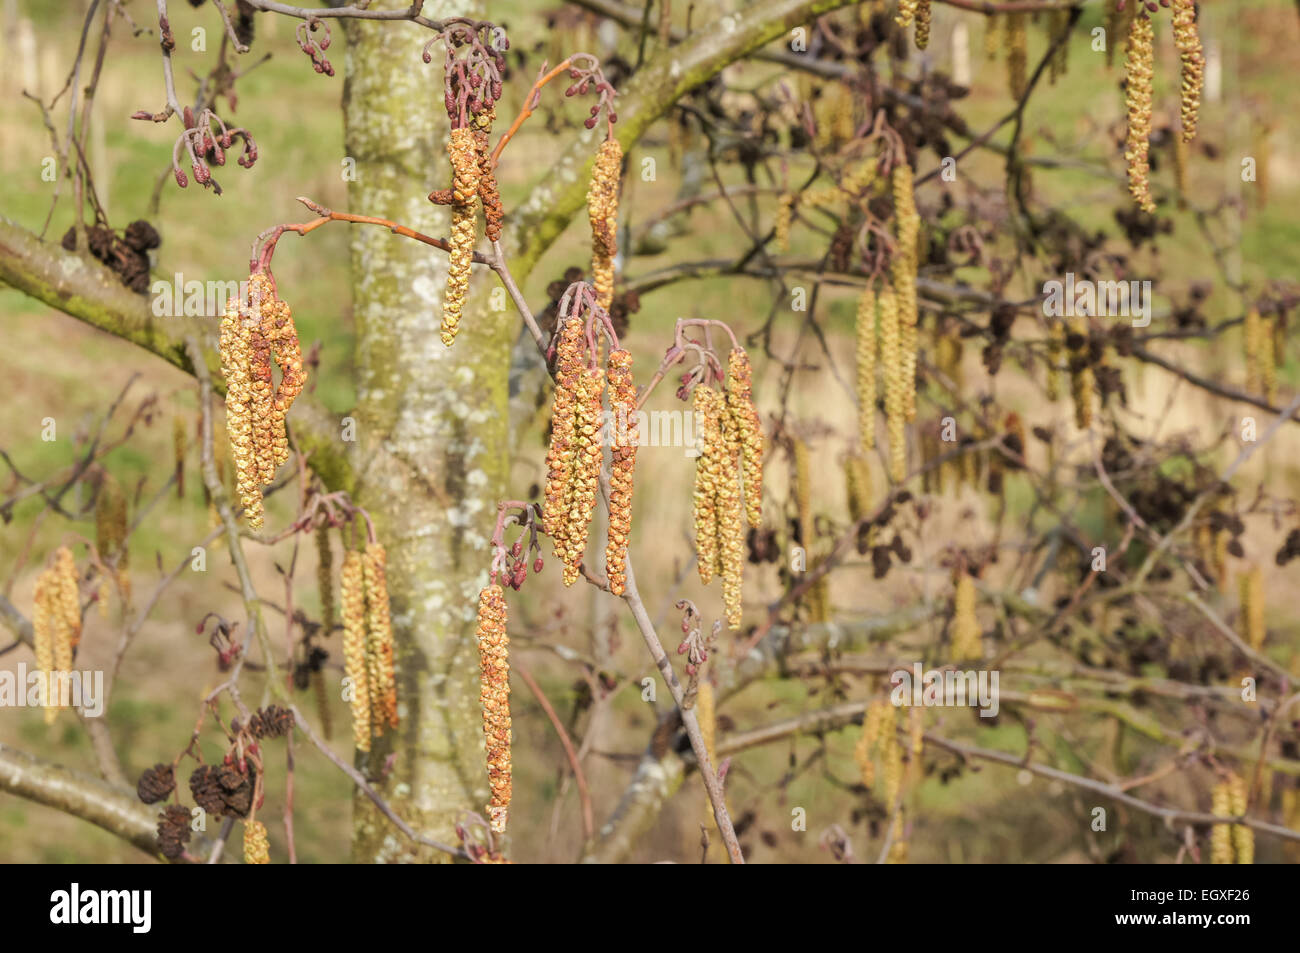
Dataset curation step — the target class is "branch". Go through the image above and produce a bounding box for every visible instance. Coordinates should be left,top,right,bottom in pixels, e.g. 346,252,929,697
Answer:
0,742,164,859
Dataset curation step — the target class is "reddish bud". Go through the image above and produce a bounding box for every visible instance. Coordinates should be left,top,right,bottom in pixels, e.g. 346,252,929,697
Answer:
532,557,544,574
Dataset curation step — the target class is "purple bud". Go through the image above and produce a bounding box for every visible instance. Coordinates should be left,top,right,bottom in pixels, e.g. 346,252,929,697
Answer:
511,540,523,558
533,557,544,573
175,169,188,188
584,117,597,129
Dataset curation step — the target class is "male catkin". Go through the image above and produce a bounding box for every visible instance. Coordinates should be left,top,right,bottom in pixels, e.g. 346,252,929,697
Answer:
243,819,270,864
856,287,878,450
692,386,726,585
605,348,639,595
441,127,482,347
1171,0,1204,143
587,139,623,311
475,584,511,833
340,550,371,753
1124,14,1156,213
725,348,764,527
364,543,399,732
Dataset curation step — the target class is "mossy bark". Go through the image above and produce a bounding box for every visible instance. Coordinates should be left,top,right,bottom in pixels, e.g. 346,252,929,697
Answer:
342,6,510,863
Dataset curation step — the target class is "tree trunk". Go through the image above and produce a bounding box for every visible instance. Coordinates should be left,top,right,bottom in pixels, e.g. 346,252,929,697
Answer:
342,5,509,863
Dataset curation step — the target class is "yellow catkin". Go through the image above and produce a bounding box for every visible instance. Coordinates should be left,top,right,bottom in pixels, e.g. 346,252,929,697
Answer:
53,547,80,655
587,139,623,311
718,416,745,630
879,285,906,482
220,285,262,528
605,349,639,595
1171,0,1204,142
950,572,982,661
913,0,931,49
95,472,128,592
692,386,725,586
891,164,920,423
1068,318,1094,429
172,414,186,499
1210,781,1233,864
561,366,606,586
1048,10,1070,83
441,127,481,347
544,317,585,547
315,524,335,634
340,551,371,753
856,287,878,450
845,453,873,524
1124,14,1155,213
983,13,999,62
725,348,764,527
934,324,962,396
32,575,55,724
243,819,270,864
1006,12,1027,100
1227,773,1253,864
855,698,888,787
266,294,306,470
696,681,717,818
1238,566,1265,651
886,808,908,864
364,543,398,733
774,192,794,252
882,728,904,810
476,584,511,833
895,0,918,28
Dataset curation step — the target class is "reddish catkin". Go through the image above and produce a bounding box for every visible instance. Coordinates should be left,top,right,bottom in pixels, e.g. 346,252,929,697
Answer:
474,107,505,243
544,317,586,547
692,386,726,586
1171,0,1204,143
364,542,399,732
587,139,623,311
561,366,607,586
475,584,511,833
441,127,481,347
340,550,371,753
1124,14,1156,213
725,348,764,527
605,349,638,595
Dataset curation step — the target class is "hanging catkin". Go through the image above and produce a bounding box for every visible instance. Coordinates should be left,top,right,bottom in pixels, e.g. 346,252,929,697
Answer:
340,550,371,753
717,413,745,630
1124,14,1156,213
1068,318,1094,429
692,386,726,585
315,524,335,634
1006,12,1027,100
560,366,606,586
855,698,890,788
1171,0,1204,142
220,287,261,528
587,139,623,311
1243,306,1263,396
774,192,794,252
725,348,764,527
1227,772,1253,864
914,0,931,49
605,348,638,595
891,163,920,422
364,542,398,732
441,128,481,347
856,287,878,450
475,584,511,833
544,317,585,546
879,284,906,482
1210,780,1234,864
895,0,918,28
950,572,982,661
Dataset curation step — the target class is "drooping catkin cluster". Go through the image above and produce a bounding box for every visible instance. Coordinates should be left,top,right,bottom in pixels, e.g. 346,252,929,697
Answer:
475,584,511,833
892,164,920,424
544,317,584,542
587,139,623,311
219,274,307,529
1006,12,1028,101
32,547,81,724
441,128,482,347
604,348,638,595
243,819,269,864
726,348,765,528
1238,565,1265,651
363,543,399,733
1123,14,1156,213
340,551,372,753
879,284,907,482
856,287,877,450
1171,0,1204,143
950,572,982,662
